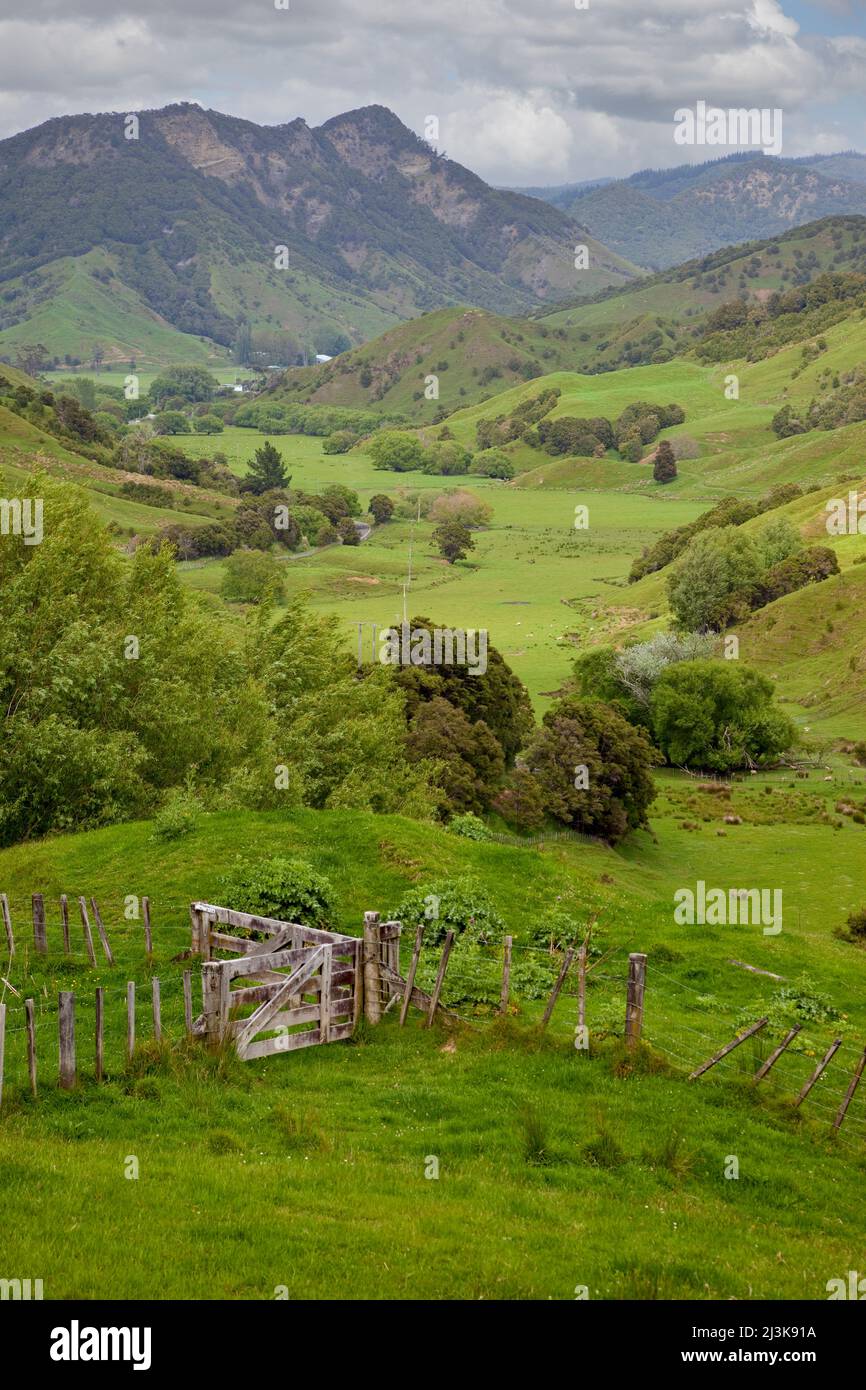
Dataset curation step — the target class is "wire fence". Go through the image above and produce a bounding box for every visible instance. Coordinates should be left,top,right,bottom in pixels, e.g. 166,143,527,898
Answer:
2,904,865,1155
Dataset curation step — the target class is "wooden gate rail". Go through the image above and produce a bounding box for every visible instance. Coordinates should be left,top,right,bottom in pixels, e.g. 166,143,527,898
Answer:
190,902,354,959
192,903,360,1061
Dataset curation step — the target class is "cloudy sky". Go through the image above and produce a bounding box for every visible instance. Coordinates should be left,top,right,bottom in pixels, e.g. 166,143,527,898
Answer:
0,0,864,184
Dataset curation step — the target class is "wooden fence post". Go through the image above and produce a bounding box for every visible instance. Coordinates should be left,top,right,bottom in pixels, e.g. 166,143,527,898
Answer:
190,904,210,960
499,935,513,1015
320,946,332,1045
183,970,193,1034
32,894,47,956
60,895,70,955
754,1024,801,1083
90,900,114,966
126,982,135,1062
542,947,575,1030
352,939,364,1032
426,930,455,1027
58,992,76,1090
78,898,97,967
363,911,382,1025
202,962,227,1047
625,952,647,1050
400,924,425,1027
143,897,153,956
95,987,104,1083
795,1038,842,1107
0,893,12,956
577,946,587,1032
0,1001,5,1114
152,977,162,1043
689,1018,768,1081
833,1044,866,1131
25,998,37,1098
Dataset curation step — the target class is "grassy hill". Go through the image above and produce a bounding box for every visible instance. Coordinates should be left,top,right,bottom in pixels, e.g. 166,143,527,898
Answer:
260,306,599,423
1,798,865,1298
256,217,866,421
538,215,866,374
0,249,233,370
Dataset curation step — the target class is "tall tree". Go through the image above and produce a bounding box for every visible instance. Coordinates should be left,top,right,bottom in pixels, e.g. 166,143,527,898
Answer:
653,439,678,484
242,441,290,495
433,519,474,565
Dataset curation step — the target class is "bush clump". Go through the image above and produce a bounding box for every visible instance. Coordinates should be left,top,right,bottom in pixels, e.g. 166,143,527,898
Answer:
217,857,335,927
391,878,505,946
151,788,200,841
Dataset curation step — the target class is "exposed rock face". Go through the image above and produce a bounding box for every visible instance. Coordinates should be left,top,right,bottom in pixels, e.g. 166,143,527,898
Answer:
0,101,638,362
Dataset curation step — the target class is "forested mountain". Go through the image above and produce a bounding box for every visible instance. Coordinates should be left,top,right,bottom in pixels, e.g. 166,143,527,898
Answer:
526,152,866,270
0,103,638,369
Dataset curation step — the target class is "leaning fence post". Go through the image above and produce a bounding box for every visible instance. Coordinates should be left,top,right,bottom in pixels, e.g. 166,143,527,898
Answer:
400,924,425,1027
90,899,114,966
25,998,37,1098
833,1043,866,1132
625,952,647,1050
0,893,13,956
795,1038,842,1107
499,935,513,1015
78,898,97,967
363,911,382,1025
426,930,455,1027
754,1024,801,1083
689,1018,768,1080
142,897,153,957
58,992,76,1090
32,894,47,956
542,947,575,1030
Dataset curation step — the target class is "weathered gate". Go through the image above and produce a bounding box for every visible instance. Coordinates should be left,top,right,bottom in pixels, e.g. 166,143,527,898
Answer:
189,902,361,1060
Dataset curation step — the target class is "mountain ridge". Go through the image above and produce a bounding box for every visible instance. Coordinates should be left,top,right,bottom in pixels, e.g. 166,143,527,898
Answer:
0,101,639,369
524,151,866,270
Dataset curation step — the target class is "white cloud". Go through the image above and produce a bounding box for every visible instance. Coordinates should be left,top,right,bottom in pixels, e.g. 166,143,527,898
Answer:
0,0,862,182
446,95,577,183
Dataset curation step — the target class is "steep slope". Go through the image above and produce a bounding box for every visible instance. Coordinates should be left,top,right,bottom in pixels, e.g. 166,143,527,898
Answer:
559,153,866,270
0,103,639,370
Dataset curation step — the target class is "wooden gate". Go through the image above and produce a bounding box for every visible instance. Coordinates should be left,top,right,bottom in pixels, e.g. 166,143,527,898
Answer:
190,902,360,1060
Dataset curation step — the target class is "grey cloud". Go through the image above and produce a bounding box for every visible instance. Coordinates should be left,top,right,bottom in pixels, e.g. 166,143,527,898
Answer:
0,0,862,182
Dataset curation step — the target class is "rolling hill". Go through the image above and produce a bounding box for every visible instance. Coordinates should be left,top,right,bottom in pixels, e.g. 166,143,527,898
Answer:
261,217,866,420
0,103,639,371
